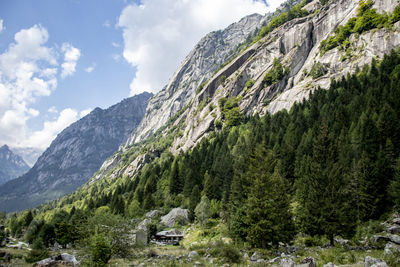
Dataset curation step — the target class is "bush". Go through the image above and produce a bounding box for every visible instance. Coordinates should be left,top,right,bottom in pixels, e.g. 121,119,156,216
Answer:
245,79,255,89
310,62,325,78
264,58,284,86
25,238,49,263
90,233,111,267
209,240,242,264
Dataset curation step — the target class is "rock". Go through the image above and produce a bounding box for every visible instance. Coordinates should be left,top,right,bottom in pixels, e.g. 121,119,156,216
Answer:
384,241,400,255
298,257,316,267
268,257,280,264
160,208,189,227
388,234,400,245
393,217,400,225
372,235,390,244
257,259,266,263
137,218,152,231
250,252,263,261
193,261,202,266
138,263,145,267
323,263,337,267
280,257,295,267
35,253,79,267
334,237,349,246
135,229,148,245
364,256,388,267
188,251,199,259
387,225,400,234
146,210,161,218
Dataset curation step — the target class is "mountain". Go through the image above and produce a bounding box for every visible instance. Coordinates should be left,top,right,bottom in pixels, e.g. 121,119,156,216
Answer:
0,145,30,185
0,92,152,212
11,147,43,167
4,0,400,264
95,0,400,181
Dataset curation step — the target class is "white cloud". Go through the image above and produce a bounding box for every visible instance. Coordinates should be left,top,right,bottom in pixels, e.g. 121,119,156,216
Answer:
0,24,82,150
85,63,96,73
61,43,81,78
112,42,120,48
24,108,79,150
0,19,4,33
118,0,285,96
48,106,58,113
80,108,92,117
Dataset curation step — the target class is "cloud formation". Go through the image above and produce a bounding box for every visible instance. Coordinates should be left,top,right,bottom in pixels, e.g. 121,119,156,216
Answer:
61,43,81,78
118,0,286,96
0,19,4,33
85,63,96,73
0,24,83,150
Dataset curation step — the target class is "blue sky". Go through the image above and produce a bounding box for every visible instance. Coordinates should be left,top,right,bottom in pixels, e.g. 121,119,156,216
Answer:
0,0,283,151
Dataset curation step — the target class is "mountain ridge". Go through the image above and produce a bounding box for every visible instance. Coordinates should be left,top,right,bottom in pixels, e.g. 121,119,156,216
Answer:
0,144,30,185
0,92,152,212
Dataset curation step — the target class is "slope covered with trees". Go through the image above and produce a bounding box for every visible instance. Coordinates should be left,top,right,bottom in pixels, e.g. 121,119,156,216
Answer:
4,49,400,257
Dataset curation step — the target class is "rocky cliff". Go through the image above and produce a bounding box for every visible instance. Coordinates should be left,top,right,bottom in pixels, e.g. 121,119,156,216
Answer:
92,0,400,184
127,13,266,145
0,145,30,185
0,92,152,212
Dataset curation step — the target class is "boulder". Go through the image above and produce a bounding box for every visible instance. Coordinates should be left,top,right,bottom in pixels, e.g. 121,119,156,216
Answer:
384,241,400,255
298,257,316,267
388,234,400,245
387,225,400,234
137,218,152,231
393,217,400,225
160,208,189,227
146,210,161,218
323,263,337,267
35,253,79,266
250,252,263,261
280,257,295,267
188,251,199,259
364,256,388,267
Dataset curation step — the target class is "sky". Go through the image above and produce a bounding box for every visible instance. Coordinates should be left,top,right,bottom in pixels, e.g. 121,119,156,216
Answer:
0,0,285,151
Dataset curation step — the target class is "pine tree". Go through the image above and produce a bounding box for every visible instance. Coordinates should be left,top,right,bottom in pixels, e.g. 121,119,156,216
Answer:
244,146,294,248
169,158,182,194
389,157,400,211
189,185,201,222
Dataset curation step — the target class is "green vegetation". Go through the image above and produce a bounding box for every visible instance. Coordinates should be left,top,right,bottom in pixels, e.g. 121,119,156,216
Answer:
320,0,400,54
3,49,400,266
218,96,244,127
309,62,325,78
263,57,286,86
255,0,310,42
245,79,255,89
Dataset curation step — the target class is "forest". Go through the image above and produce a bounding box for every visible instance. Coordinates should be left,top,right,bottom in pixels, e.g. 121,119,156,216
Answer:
2,47,400,265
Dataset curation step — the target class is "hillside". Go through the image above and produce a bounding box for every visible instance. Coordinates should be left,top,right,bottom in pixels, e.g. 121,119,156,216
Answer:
2,0,400,266
0,92,152,212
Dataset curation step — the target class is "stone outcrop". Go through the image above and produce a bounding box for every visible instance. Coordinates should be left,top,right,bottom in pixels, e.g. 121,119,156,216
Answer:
160,208,189,227
35,253,79,267
0,92,152,212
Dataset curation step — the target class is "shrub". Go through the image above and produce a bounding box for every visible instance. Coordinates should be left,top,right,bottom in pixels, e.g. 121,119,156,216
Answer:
209,240,242,264
264,58,285,86
310,62,325,78
90,233,111,267
245,79,255,89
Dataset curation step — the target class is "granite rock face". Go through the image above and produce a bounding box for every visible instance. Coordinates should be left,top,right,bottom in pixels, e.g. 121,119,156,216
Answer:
127,13,265,145
0,93,152,212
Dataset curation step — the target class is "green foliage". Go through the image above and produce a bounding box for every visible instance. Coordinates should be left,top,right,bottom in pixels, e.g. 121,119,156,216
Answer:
243,146,294,248
309,62,325,78
219,96,244,127
264,58,285,86
389,157,400,211
320,0,397,54
209,240,242,264
256,0,309,41
195,195,212,226
90,233,111,267
245,79,255,89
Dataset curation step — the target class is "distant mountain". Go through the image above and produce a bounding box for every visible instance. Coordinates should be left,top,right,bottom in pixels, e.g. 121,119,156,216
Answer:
0,145,30,185
0,92,152,212
11,147,43,167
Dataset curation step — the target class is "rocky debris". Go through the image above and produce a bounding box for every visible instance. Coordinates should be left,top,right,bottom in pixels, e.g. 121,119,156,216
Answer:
35,253,79,267
388,234,400,244
322,263,337,267
188,251,199,259
250,252,263,261
280,257,295,267
334,238,350,246
364,256,388,267
160,208,189,227
387,225,400,234
384,241,400,255
146,210,161,219
298,257,316,267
